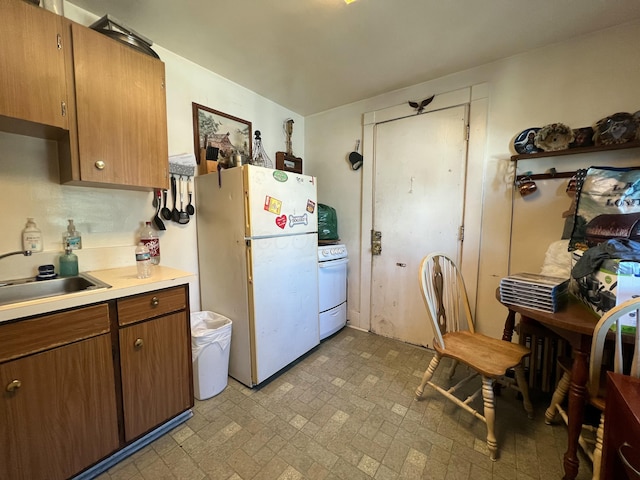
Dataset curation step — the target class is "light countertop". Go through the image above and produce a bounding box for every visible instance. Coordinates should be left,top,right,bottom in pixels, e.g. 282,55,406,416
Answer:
0,266,195,323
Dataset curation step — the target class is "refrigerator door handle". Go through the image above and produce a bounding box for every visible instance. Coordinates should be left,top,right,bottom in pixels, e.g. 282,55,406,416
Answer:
244,190,251,235
246,243,253,284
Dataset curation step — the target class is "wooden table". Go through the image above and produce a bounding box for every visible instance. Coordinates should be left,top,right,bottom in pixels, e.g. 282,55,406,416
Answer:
499,295,599,480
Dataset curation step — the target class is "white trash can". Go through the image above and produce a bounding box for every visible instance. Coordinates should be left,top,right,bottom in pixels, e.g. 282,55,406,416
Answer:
190,311,232,400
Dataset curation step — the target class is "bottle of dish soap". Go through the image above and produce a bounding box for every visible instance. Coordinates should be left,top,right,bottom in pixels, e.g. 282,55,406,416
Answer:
63,219,82,250
22,218,43,253
59,242,79,277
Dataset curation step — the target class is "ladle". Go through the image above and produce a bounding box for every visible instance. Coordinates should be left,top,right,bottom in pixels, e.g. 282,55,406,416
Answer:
161,189,172,220
186,179,195,215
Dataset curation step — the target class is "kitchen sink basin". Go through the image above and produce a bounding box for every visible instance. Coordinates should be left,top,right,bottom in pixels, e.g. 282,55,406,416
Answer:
0,273,111,306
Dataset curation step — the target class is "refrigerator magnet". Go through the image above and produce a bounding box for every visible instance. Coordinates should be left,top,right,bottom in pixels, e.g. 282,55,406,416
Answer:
273,171,288,182
275,215,287,229
307,200,316,214
289,213,308,228
264,196,282,215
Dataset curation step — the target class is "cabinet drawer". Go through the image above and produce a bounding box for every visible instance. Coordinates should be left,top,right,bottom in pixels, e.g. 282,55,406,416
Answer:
117,286,186,326
0,303,110,363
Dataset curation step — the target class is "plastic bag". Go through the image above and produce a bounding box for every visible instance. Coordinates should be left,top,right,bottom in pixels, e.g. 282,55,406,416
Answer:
318,203,339,240
569,166,640,251
190,311,232,361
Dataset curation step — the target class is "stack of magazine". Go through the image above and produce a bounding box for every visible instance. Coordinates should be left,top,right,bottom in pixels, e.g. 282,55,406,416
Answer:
499,273,569,313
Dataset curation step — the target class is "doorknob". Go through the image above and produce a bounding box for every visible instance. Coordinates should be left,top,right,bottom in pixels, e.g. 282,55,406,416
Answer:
371,230,382,255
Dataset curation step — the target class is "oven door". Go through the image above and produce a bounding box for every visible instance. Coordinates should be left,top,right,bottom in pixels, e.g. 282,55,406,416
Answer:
318,258,348,313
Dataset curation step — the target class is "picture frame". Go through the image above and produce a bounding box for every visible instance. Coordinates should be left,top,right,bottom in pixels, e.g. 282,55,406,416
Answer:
192,103,252,165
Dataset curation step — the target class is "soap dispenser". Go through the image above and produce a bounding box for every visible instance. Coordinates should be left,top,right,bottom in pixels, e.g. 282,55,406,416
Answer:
59,242,78,277
22,217,43,253
63,219,82,250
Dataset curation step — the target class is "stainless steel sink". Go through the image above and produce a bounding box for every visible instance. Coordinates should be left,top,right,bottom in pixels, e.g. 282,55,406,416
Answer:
0,273,111,306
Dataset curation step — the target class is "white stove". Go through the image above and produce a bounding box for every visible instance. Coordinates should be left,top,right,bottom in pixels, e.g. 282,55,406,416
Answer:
317,244,348,340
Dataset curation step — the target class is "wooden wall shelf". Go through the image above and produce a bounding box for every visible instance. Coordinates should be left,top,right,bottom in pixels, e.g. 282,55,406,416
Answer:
276,152,303,174
511,141,640,161
512,140,640,183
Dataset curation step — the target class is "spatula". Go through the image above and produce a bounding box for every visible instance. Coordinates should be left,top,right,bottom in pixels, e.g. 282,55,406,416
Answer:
152,189,166,230
178,176,190,224
171,175,180,222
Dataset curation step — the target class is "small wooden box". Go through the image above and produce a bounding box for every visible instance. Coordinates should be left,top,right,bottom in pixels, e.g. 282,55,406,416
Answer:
276,152,303,174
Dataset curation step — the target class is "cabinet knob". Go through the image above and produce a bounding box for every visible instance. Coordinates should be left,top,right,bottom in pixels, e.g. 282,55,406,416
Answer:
6,379,21,392
150,296,159,307
95,160,106,170
134,338,144,348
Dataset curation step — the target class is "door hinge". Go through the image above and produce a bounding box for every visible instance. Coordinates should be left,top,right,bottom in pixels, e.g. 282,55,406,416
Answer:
466,124,470,141
458,225,464,242
61,101,66,117
371,230,382,255
56,33,62,50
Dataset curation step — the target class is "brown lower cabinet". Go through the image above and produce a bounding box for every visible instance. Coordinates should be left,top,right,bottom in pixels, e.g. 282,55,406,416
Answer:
0,284,193,480
119,311,192,441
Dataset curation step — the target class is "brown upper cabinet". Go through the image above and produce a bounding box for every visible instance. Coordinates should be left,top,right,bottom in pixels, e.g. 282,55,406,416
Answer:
0,0,68,132
0,0,169,191
61,23,169,190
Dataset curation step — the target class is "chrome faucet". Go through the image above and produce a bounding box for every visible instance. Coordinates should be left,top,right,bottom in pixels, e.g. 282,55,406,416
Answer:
0,250,32,260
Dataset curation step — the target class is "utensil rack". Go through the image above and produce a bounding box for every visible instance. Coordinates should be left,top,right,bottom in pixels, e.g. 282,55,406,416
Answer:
515,170,576,183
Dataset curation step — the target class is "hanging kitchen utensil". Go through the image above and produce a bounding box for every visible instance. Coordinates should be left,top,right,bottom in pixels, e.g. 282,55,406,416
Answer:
349,140,363,170
178,176,190,224
161,189,171,220
171,174,180,222
152,189,166,230
186,178,195,215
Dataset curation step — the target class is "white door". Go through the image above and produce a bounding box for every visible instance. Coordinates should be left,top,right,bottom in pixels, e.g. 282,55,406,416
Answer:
370,105,468,347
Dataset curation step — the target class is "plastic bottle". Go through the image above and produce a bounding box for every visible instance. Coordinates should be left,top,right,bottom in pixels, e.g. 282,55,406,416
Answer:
135,243,152,279
22,218,43,253
139,221,160,265
59,242,79,277
63,219,82,250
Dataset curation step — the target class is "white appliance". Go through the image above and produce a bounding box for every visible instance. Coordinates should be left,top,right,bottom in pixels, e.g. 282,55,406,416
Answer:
195,165,319,387
318,244,348,340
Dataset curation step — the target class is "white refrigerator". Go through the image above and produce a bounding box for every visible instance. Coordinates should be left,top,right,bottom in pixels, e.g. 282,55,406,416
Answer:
195,165,319,387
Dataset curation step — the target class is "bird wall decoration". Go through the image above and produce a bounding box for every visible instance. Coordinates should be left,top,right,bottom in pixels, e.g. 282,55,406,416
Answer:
408,95,435,114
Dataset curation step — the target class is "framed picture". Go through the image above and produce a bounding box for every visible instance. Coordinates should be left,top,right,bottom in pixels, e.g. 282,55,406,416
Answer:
192,103,252,165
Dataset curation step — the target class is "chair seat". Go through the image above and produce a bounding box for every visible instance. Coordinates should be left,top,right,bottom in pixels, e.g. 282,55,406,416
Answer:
435,331,531,377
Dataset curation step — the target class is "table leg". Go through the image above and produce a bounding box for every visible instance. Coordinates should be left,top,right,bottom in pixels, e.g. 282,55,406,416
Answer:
563,347,589,480
502,310,516,342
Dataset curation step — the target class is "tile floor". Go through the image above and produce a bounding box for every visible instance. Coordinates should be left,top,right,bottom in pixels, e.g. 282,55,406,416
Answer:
96,328,594,480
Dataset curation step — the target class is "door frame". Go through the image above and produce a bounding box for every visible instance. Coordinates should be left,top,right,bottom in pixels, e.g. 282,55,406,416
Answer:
358,84,489,332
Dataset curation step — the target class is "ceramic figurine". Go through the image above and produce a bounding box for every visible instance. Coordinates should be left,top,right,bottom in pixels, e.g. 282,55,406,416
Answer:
534,123,575,151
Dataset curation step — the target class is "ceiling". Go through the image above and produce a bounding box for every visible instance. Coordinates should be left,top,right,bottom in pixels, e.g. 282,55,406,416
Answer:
68,0,640,116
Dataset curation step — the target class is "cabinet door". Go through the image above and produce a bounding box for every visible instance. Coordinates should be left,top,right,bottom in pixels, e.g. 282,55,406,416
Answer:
70,24,169,189
119,312,191,441
0,0,67,129
0,334,119,480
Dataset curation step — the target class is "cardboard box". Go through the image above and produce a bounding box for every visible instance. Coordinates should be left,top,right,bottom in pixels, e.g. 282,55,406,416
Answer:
570,250,640,328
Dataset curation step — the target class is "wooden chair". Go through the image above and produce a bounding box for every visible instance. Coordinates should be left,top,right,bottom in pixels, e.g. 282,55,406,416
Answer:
544,296,640,479
589,297,640,479
414,253,533,461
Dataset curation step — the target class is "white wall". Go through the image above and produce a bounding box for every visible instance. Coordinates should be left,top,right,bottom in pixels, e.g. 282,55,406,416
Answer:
305,20,640,338
0,3,304,314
